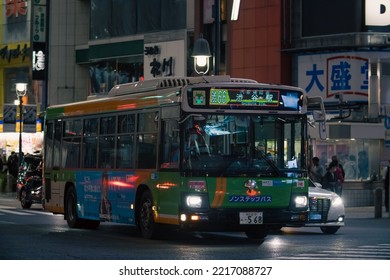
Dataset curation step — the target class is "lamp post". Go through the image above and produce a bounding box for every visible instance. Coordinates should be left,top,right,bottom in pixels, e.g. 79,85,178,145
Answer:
15,71,28,167
192,34,212,75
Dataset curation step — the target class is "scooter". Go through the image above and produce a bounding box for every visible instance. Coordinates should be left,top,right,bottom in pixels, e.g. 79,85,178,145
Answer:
19,175,42,209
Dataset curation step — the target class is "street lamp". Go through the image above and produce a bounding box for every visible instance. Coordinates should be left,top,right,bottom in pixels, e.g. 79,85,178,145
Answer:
15,71,28,167
192,34,212,75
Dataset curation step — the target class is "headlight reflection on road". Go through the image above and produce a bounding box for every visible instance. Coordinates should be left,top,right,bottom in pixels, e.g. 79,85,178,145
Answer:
262,236,288,258
267,236,284,249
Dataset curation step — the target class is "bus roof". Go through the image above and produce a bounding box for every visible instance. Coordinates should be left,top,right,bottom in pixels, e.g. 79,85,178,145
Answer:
45,76,259,119
45,76,304,119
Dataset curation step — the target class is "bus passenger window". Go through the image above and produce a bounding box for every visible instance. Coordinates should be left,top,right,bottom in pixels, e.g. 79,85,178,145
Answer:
136,134,157,169
99,136,115,168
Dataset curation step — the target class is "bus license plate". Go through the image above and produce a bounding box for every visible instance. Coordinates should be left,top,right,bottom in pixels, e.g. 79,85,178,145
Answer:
239,212,263,224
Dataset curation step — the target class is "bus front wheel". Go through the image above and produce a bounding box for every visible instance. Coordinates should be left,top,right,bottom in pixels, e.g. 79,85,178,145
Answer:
65,187,83,228
138,190,158,239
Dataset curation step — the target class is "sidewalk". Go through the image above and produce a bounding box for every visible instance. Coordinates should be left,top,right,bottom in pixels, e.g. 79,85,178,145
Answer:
345,206,390,219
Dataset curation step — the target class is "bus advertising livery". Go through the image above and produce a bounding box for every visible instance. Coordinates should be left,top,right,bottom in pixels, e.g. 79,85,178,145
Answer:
42,75,325,239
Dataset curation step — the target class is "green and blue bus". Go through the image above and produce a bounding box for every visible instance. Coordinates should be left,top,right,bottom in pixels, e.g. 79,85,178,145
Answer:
43,75,325,239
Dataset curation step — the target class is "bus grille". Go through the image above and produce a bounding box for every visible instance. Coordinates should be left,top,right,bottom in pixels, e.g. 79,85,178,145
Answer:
309,198,331,222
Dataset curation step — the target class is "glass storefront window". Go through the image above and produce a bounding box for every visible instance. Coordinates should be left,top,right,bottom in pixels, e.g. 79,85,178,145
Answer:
89,60,143,94
90,0,186,40
312,139,381,181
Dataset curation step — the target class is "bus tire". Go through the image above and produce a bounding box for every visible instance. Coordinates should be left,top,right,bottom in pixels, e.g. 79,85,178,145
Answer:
65,187,83,228
138,190,158,239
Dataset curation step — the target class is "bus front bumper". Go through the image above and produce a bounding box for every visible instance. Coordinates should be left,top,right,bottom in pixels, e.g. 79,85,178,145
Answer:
178,208,308,231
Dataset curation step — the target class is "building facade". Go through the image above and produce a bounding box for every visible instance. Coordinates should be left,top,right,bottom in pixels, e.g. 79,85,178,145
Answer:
42,0,390,205
2,0,388,205
0,0,44,160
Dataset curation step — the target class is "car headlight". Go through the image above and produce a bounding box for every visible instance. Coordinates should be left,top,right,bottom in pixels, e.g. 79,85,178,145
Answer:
294,195,308,208
186,195,203,208
332,196,343,207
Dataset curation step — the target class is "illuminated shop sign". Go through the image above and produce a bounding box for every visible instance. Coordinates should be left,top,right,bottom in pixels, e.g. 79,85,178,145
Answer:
32,42,46,80
366,0,390,26
0,44,29,63
298,52,390,103
33,1,47,42
5,0,27,18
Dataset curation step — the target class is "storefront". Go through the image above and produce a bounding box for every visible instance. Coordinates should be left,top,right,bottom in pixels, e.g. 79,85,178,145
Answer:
299,50,389,206
0,1,43,161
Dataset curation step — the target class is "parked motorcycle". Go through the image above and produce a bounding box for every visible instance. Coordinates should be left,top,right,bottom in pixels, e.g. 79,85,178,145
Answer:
18,175,42,209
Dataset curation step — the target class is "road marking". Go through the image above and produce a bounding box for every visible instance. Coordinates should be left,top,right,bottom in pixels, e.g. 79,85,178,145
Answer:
0,205,15,209
22,209,53,216
0,209,33,215
276,244,390,259
0,207,53,216
0,220,16,224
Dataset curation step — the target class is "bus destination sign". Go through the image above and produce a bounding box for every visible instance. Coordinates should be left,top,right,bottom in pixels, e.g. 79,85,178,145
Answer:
209,88,279,107
190,87,302,111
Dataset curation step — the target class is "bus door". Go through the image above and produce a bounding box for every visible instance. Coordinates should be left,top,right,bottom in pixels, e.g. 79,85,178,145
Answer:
156,107,182,224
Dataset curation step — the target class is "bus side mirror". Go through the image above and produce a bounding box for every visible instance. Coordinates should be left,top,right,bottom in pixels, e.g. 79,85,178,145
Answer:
307,97,327,140
313,110,325,122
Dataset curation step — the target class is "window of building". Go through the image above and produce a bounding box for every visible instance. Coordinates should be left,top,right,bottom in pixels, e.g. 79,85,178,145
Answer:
312,139,381,181
89,60,143,94
90,0,186,40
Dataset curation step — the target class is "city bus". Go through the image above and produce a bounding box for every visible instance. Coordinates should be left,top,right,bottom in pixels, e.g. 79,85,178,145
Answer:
42,75,325,239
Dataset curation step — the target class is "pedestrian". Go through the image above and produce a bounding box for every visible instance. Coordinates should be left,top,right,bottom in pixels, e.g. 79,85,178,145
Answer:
384,160,390,213
344,154,357,180
309,156,325,183
331,155,344,196
7,152,16,177
322,161,338,193
358,151,369,180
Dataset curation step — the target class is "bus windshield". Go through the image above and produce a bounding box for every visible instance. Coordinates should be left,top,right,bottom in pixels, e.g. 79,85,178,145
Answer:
183,114,306,177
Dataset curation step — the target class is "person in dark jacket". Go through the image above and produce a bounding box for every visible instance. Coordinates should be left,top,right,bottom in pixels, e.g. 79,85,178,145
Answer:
322,161,338,193
331,156,344,196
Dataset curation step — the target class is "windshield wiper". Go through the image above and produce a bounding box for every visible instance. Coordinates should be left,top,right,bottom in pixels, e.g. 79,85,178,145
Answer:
257,151,283,177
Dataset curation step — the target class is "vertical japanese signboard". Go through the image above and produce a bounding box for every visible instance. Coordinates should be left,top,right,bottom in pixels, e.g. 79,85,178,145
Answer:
32,0,47,80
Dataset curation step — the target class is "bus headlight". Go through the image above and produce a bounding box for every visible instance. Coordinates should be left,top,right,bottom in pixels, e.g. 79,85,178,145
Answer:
294,195,308,208
186,195,203,208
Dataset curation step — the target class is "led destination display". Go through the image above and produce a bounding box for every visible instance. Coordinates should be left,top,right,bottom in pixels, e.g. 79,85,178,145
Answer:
190,87,302,111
